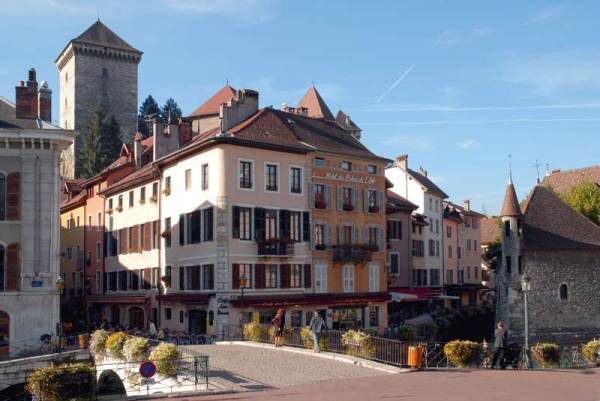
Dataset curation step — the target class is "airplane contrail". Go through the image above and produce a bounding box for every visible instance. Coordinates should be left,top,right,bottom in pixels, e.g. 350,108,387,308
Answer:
376,65,415,104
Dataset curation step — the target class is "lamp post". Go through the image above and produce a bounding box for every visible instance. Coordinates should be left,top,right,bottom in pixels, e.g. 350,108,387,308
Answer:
239,274,248,335
521,274,531,369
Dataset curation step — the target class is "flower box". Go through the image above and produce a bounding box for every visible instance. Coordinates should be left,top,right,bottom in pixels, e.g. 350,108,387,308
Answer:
369,206,380,213
149,196,158,203
342,203,354,211
163,188,171,196
115,205,123,212
314,200,327,209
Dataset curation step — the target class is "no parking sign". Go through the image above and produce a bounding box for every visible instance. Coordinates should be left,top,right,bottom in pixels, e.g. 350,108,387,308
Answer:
139,361,156,378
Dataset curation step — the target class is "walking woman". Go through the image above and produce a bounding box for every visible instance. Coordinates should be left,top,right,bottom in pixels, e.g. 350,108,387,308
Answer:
272,309,285,347
491,321,507,369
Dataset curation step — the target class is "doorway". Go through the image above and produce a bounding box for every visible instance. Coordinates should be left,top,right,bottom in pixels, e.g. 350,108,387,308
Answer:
110,306,120,325
188,310,207,334
129,307,144,330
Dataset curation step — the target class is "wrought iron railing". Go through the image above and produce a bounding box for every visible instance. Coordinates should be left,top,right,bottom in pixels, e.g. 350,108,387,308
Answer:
332,247,373,263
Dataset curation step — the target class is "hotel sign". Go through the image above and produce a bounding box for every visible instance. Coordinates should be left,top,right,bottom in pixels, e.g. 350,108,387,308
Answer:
316,172,376,185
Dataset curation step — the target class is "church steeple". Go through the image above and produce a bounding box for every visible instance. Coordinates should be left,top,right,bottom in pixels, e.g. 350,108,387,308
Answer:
501,180,522,217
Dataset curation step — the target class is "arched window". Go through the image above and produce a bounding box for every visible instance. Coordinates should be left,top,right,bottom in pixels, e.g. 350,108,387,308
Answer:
559,284,568,301
0,173,5,220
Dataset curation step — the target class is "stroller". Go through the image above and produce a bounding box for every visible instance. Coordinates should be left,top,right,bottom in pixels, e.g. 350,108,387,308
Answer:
501,342,522,369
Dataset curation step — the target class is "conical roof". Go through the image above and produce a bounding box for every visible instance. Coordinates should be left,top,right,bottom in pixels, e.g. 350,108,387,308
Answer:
72,20,140,53
500,180,522,217
296,86,334,120
188,85,237,117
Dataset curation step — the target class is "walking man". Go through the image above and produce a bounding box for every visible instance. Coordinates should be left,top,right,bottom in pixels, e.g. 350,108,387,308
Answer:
309,311,327,353
491,321,507,369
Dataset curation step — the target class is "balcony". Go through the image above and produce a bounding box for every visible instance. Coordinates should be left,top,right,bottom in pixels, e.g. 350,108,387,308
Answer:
257,238,295,257
333,245,376,263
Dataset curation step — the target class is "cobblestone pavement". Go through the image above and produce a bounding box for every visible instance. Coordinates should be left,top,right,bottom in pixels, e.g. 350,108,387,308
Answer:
165,367,600,401
184,343,387,391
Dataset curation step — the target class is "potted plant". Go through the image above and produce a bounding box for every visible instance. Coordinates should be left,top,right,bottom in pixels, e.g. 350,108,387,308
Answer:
106,332,129,360
342,203,354,211
582,339,600,365
163,188,171,196
90,329,109,360
532,343,561,368
150,343,181,377
443,340,483,367
149,195,158,203
123,336,150,362
115,205,123,212
341,330,375,358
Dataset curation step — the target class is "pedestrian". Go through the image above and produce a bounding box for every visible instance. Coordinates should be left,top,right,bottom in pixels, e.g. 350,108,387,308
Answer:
272,309,285,347
491,321,507,369
148,320,157,338
309,311,327,353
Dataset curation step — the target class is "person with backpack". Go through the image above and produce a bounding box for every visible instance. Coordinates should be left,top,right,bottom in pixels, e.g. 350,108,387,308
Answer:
309,311,327,353
272,309,285,347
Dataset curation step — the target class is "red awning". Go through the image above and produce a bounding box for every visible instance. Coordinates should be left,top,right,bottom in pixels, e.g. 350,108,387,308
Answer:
157,294,211,304
229,292,390,308
87,295,147,305
388,287,441,303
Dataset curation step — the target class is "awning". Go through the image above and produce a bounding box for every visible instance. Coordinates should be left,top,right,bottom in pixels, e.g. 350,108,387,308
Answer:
388,287,441,303
87,295,147,305
157,294,212,304
390,292,418,302
434,294,461,300
405,313,433,326
229,292,390,308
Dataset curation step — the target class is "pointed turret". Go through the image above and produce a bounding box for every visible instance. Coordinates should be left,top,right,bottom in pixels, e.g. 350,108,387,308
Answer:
296,86,334,120
500,177,522,217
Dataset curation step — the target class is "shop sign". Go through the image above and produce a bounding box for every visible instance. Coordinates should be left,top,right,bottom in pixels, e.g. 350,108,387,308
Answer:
317,172,376,184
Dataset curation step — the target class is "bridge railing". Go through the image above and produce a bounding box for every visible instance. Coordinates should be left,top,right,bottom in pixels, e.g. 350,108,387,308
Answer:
0,335,82,363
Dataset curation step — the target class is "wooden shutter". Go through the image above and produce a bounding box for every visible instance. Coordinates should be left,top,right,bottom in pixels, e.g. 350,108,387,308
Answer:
144,223,152,251
336,187,343,210
303,264,311,289
154,220,160,249
302,212,310,242
325,185,332,209
325,224,331,246
254,264,265,289
353,226,360,245
179,266,185,290
179,214,185,245
144,268,151,289
352,188,359,210
280,264,290,289
131,225,139,250
231,264,240,289
377,191,384,213
279,210,290,239
377,228,384,251
204,207,214,241
6,172,19,220
311,184,316,208
5,243,19,290
363,189,369,212
232,206,240,239
119,228,127,254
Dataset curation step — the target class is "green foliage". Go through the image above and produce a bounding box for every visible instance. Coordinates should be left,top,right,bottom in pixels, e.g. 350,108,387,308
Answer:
562,182,600,225
299,326,329,351
123,336,150,362
243,322,269,342
341,330,375,358
138,95,161,137
106,332,129,360
397,325,415,342
26,364,95,401
149,343,181,377
77,104,122,179
443,340,483,367
160,98,182,123
532,343,561,368
90,329,110,359
582,339,600,363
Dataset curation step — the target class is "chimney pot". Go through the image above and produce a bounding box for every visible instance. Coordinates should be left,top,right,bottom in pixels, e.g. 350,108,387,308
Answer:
396,154,408,170
463,199,471,211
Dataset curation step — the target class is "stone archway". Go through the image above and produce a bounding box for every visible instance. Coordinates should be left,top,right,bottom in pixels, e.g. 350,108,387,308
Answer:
97,370,126,396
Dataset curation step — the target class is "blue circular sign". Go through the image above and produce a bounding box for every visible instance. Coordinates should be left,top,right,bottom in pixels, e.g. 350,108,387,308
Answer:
139,361,156,378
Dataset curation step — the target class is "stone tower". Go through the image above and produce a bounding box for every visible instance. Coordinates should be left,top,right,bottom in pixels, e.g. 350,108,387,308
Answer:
497,174,523,332
55,20,142,178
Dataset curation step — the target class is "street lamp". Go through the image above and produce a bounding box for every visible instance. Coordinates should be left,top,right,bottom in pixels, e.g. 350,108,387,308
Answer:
521,274,531,369
239,274,248,334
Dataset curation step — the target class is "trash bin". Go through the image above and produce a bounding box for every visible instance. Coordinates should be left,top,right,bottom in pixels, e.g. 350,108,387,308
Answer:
408,345,423,368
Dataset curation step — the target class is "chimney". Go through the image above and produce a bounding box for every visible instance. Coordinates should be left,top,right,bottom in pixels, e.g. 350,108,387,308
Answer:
133,133,143,168
37,81,52,122
219,89,259,134
418,166,427,177
463,199,471,211
178,118,192,147
15,68,39,119
396,154,408,171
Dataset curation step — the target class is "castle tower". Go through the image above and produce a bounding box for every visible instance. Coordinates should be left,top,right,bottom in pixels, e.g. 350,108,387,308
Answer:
497,174,523,331
55,20,142,178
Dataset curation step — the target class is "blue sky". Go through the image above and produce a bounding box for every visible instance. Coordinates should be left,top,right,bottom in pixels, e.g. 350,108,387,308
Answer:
1,0,599,214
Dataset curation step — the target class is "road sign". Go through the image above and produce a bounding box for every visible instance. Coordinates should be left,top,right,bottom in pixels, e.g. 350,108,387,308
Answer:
139,361,156,378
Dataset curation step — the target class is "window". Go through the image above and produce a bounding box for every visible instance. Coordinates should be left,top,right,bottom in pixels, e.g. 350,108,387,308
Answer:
118,271,128,291
202,163,209,190
265,164,278,191
290,264,302,288
239,264,252,288
430,269,440,286
108,198,113,211
76,216,80,227
233,206,252,240
367,165,377,174
66,247,72,260
387,220,402,240
313,184,327,208
96,242,101,261
446,270,454,285
342,161,352,171
118,195,123,209
506,256,512,274
428,239,435,256
447,226,452,238
291,310,302,327
448,245,452,258
369,306,380,327
342,187,353,208
473,218,478,228
474,266,478,279
164,176,171,194
164,266,172,288
290,211,301,242
179,266,185,290
436,240,440,256
129,191,134,207
88,215,92,227
314,157,325,167
458,269,464,284
315,264,327,293
504,220,511,237
467,239,472,251
390,253,399,274
140,187,146,203
203,208,213,241
467,266,471,279
151,267,159,289
290,167,302,194
152,182,158,198
435,219,439,234
265,209,277,240
368,227,378,248
518,255,523,274
239,160,253,189
457,246,462,259
165,308,172,320
429,198,433,210
342,265,354,292
265,265,278,288
152,220,159,248
413,269,427,286
368,263,380,292
314,224,325,248
202,264,214,290
96,270,100,293
185,169,192,190
559,284,568,301
465,216,471,228
180,310,184,323
412,240,424,257
164,217,171,248
186,265,201,290
97,212,102,231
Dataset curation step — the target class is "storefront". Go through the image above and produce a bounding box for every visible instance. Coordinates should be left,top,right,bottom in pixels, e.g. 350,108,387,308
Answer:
156,294,212,333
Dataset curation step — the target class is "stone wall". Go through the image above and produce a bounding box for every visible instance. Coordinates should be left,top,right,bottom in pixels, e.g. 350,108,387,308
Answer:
508,249,600,343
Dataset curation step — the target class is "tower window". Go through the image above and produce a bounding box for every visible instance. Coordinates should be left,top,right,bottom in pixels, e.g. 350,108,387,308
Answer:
504,220,511,237
559,283,568,301
506,256,512,274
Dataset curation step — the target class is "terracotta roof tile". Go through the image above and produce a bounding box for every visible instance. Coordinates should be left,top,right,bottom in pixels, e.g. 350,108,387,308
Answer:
542,165,600,196
481,217,501,245
522,185,600,250
386,190,418,212
336,110,360,131
188,85,236,117
500,182,522,217
296,86,335,120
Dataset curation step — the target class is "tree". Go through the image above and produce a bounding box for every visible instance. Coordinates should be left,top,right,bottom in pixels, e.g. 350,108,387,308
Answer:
160,98,182,124
562,182,600,225
138,95,160,138
77,105,123,179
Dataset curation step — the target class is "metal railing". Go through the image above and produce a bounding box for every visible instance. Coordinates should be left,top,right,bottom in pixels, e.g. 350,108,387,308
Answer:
332,247,373,263
0,335,83,363
257,241,294,257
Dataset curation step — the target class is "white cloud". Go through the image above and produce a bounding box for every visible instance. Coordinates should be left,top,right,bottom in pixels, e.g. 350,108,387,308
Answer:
503,50,600,94
525,6,562,25
456,139,479,150
165,0,278,22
